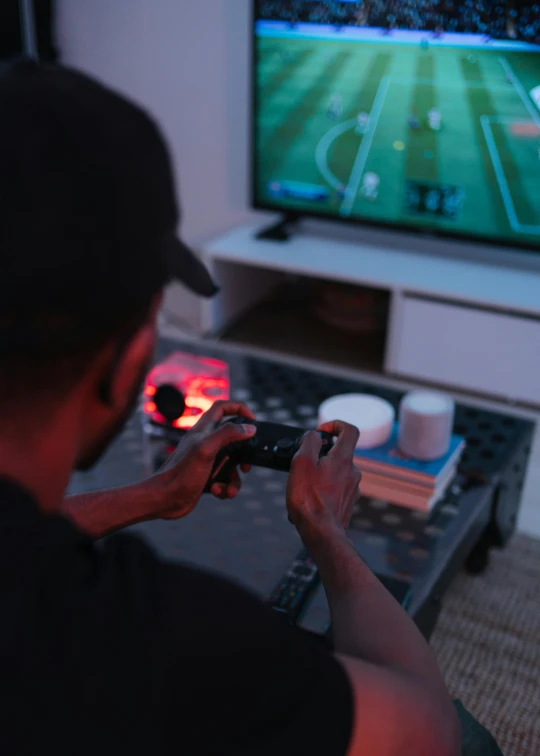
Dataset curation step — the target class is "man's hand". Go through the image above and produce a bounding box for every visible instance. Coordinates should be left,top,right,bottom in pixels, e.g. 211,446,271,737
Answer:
153,400,257,520
63,401,256,540
286,421,460,756
286,420,362,543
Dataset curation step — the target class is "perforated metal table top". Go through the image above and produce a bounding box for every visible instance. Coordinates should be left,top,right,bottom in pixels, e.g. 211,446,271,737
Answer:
68,338,534,634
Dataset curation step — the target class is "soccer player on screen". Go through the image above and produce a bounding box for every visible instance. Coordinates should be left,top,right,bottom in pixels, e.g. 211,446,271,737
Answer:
355,111,370,135
360,172,380,201
328,92,343,120
408,110,420,130
428,108,442,132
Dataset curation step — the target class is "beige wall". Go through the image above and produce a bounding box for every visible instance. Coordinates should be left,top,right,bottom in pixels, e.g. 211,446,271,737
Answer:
56,0,264,325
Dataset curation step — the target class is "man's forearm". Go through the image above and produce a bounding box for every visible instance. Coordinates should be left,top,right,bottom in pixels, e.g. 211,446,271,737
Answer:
62,482,166,540
304,526,447,690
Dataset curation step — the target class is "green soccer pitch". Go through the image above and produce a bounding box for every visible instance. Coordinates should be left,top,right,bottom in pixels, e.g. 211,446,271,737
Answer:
254,35,540,248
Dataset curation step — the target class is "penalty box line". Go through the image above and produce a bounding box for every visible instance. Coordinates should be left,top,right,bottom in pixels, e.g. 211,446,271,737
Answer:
481,115,540,235
339,76,391,216
498,56,540,129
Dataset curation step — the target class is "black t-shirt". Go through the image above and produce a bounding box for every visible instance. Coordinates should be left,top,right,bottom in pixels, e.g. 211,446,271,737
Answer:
0,479,353,755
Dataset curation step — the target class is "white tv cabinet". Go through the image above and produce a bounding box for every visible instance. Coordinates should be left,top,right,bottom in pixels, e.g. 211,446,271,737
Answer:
201,223,540,407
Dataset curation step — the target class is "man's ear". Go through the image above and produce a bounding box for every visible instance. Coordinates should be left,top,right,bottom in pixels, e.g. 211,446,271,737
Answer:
98,295,162,407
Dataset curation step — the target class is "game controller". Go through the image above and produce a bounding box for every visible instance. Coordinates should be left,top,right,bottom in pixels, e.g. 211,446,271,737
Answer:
205,417,335,492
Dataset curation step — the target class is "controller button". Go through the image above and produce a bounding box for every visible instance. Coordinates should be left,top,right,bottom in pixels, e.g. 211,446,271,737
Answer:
274,438,296,456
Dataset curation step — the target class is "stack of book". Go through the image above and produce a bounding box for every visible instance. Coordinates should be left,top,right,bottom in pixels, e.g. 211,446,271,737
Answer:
354,425,466,512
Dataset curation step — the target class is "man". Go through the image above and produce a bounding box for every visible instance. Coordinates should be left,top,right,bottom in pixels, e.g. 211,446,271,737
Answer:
327,91,343,120
408,109,421,130
428,107,442,132
360,171,380,201
0,61,497,756
355,110,370,135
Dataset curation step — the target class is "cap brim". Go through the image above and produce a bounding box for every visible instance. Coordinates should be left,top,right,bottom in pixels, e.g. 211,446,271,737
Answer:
166,236,219,298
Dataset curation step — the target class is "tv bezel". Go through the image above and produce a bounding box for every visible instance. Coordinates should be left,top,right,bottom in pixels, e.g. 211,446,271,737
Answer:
250,0,540,256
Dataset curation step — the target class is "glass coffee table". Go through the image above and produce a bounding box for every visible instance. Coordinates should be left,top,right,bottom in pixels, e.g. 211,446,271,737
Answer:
69,337,535,639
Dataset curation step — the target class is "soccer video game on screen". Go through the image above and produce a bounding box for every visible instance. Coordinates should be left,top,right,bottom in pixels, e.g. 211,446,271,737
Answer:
254,1,540,248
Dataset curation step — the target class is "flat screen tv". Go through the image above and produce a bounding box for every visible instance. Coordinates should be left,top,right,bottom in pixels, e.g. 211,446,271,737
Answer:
252,1,540,250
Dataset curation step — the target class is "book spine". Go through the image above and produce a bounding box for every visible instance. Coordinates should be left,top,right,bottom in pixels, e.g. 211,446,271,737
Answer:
354,441,465,484
359,465,457,496
354,457,436,485
361,472,437,496
360,481,436,512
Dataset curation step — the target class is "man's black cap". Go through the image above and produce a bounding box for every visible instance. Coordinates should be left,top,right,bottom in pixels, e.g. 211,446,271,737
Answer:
0,60,218,318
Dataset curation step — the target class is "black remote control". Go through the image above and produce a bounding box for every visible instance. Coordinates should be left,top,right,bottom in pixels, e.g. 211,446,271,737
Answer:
268,549,320,625
206,417,335,491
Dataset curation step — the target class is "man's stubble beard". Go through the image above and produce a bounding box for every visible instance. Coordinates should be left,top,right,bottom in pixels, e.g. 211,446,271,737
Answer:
76,358,152,472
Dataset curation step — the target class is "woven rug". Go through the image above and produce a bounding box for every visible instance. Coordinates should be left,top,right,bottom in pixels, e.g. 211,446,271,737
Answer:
431,533,540,756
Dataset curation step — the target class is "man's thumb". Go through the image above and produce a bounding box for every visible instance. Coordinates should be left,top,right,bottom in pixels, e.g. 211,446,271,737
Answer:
197,422,257,461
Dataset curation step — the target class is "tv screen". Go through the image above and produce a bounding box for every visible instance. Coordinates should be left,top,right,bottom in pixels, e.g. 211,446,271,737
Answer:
253,1,540,250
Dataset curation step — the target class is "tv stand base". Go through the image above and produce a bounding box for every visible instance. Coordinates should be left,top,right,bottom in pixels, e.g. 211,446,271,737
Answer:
255,214,299,242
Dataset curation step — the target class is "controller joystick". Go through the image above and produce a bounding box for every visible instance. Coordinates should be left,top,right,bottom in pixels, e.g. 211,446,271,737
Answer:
205,418,334,492
274,438,296,457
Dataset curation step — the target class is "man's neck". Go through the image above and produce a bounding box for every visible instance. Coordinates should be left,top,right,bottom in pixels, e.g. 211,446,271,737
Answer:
0,423,78,515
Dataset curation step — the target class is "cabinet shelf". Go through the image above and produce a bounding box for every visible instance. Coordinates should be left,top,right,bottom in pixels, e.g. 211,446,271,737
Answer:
220,287,387,373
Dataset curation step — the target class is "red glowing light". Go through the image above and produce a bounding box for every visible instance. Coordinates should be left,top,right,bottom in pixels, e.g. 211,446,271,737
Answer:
143,352,230,430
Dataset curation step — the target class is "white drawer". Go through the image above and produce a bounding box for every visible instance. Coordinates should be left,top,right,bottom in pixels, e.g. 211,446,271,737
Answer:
393,296,540,405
